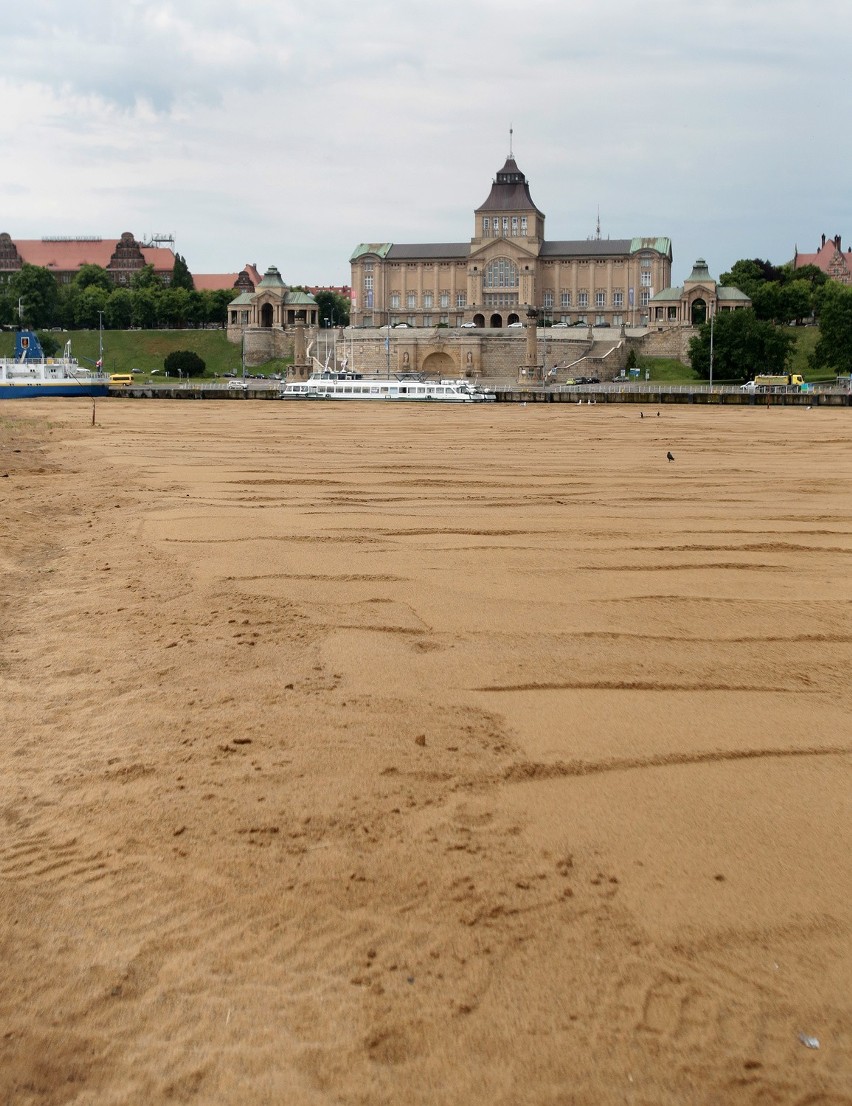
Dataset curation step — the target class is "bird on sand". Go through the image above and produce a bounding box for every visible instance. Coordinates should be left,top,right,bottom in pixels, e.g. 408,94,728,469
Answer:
666,451,675,462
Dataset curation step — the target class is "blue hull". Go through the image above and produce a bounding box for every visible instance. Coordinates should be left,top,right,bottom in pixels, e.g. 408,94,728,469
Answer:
0,383,110,399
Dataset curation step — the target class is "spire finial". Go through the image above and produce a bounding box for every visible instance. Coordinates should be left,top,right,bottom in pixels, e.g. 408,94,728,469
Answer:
509,125,513,158
595,205,601,240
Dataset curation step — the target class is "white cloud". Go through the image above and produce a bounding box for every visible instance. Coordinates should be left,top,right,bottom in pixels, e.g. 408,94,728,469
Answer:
0,0,849,284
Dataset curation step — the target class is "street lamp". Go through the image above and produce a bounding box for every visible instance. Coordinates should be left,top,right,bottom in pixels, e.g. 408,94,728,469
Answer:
709,308,715,389
98,311,104,373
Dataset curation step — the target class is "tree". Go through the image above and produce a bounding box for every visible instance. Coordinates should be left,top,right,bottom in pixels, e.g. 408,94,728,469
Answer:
105,288,134,330
688,309,795,381
810,282,852,375
74,285,110,330
74,264,112,293
131,287,159,329
171,253,194,291
163,350,206,378
9,264,60,329
314,289,351,327
131,264,160,290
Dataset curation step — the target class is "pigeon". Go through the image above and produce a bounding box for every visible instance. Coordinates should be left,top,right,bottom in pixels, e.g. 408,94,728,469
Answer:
666,451,675,462
640,411,644,419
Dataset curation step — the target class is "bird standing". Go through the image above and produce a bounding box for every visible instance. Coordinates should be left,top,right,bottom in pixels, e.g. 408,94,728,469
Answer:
666,451,675,462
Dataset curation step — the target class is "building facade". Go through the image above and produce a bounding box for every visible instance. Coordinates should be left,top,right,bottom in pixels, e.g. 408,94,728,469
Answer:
793,234,852,285
350,155,672,330
648,258,751,327
0,232,176,286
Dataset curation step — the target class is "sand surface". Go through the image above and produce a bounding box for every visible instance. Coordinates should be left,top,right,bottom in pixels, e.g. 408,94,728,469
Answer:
1,397,850,1105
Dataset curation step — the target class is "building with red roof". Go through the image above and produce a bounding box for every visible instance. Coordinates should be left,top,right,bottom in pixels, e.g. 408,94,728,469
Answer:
793,234,852,285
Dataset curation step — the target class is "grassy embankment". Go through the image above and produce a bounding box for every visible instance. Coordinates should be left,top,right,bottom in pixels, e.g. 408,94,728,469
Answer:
640,326,823,384
0,330,292,380
0,325,826,384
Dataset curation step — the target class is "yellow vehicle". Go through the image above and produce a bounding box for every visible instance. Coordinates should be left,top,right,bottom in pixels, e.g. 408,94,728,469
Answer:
749,373,805,392
109,374,134,387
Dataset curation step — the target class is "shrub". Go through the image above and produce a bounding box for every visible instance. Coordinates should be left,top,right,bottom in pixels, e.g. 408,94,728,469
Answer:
163,350,206,377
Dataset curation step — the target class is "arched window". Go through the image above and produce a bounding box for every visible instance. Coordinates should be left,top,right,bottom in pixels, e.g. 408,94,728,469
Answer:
484,257,519,289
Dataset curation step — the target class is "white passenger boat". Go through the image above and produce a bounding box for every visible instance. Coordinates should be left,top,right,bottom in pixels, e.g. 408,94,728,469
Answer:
279,372,495,402
0,330,109,398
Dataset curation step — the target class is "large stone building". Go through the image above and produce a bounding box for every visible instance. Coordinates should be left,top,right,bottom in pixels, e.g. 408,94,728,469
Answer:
350,153,672,330
0,232,177,286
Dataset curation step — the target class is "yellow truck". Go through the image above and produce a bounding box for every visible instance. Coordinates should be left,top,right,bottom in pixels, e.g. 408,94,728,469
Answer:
742,374,805,393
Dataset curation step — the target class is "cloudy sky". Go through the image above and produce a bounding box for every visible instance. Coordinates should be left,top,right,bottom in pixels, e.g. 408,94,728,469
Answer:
2,0,848,287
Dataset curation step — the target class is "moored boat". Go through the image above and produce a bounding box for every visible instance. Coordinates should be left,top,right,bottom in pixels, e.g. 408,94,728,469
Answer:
279,372,495,402
0,331,110,398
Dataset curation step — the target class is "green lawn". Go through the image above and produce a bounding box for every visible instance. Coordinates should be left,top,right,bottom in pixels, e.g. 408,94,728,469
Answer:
0,329,293,379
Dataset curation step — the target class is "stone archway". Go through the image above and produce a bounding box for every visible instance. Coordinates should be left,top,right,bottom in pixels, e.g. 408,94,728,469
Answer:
691,298,707,325
473,313,485,328
507,313,521,325
422,350,456,378
260,302,274,328
490,313,503,328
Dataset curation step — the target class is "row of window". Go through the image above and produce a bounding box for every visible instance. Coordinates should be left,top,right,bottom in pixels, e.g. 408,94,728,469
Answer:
388,292,467,309
482,216,528,237
541,290,628,308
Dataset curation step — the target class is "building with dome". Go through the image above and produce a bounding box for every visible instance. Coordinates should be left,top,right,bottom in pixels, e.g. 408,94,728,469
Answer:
349,152,672,330
648,258,751,328
226,265,319,365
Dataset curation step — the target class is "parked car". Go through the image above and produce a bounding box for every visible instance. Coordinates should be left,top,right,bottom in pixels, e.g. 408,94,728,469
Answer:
508,321,523,328
552,322,568,329
460,322,477,328
227,379,248,390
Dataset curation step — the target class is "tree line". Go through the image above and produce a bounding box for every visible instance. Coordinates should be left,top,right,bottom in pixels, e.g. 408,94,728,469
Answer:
0,255,237,332
688,257,852,380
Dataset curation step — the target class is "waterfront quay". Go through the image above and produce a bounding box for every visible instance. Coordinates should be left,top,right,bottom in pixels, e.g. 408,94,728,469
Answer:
110,381,852,406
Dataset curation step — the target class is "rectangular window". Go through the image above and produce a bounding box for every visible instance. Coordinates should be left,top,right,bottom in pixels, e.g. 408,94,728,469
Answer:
640,257,652,268
595,291,606,307
511,216,518,236
483,217,490,235
667,306,678,320
423,315,432,327
502,217,509,235
543,291,553,308
423,293,433,308
440,314,449,325
390,293,400,309
613,291,623,307
612,314,623,326
561,292,571,307
521,217,527,237
407,293,416,309
440,292,449,308
595,315,606,326
640,271,651,287
456,292,466,307
578,292,588,307
407,315,416,327
640,291,650,306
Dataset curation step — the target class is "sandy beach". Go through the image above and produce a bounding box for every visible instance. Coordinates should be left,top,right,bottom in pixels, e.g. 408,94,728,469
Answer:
1,397,850,1105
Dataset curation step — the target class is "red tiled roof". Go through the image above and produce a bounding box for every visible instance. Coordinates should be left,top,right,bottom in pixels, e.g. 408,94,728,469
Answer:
193,274,241,291
9,238,175,272
794,235,852,280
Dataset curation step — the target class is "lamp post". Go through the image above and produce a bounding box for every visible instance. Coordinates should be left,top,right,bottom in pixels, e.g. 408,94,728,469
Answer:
709,308,715,390
98,311,104,374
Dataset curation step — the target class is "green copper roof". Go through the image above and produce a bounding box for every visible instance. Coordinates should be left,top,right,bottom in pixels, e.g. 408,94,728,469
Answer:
284,290,317,305
229,292,254,305
685,258,713,283
257,265,286,289
630,237,671,257
350,243,393,261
